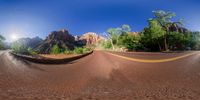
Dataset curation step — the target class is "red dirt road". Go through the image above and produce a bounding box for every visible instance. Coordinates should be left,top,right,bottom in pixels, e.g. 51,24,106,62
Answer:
0,50,200,100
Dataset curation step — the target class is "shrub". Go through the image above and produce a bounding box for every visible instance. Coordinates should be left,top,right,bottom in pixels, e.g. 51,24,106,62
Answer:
83,47,91,53
27,47,38,55
73,47,84,54
51,44,61,54
102,41,112,49
118,33,141,50
64,48,73,54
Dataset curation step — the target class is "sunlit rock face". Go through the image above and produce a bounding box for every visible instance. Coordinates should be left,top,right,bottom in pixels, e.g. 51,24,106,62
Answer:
128,32,140,36
78,32,105,46
35,29,75,54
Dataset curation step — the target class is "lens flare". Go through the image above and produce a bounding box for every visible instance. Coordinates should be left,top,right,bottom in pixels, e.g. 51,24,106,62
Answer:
10,34,18,41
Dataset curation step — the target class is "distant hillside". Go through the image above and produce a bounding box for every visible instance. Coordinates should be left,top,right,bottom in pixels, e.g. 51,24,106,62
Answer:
13,36,43,49
35,29,75,54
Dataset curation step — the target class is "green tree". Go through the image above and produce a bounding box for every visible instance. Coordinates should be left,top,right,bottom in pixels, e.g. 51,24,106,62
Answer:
122,24,131,33
152,10,183,51
141,20,165,51
149,20,165,51
118,33,141,50
51,44,61,54
147,10,185,51
107,24,131,50
102,40,112,49
168,32,184,50
0,35,5,49
107,28,121,49
192,32,200,50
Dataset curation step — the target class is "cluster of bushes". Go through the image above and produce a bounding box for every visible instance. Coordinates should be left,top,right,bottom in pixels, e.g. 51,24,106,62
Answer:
50,44,91,55
11,42,91,55
102,10,200,52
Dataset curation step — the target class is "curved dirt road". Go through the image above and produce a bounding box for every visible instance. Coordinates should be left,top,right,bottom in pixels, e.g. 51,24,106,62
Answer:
0,50,200,100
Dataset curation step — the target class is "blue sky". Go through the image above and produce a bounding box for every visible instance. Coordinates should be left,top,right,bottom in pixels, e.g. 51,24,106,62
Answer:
0,0,200,42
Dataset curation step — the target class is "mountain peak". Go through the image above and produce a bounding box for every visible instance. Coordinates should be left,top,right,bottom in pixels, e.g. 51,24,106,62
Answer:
35,29,75,54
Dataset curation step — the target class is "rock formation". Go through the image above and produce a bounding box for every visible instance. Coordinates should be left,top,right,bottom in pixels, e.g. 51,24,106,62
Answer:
35,29,75,54
78,32,105,46
128,32,139,36
169,23,188,33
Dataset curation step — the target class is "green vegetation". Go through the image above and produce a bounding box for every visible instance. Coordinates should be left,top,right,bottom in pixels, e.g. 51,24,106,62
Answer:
101,40,112,49
141,19,165,51
27,47,38,55
107,24,132,49
11,41,38,55
12,42,91,55
0,35,5,49
7,10,200,54
105,24,141,51
50,44,91,55
141,10,196,51
119,33,142,50
74,47,84,54
64,48,73,54
102,10,200,52
74,47,91,54
192,32,200,50
51,44,61,54
106,24,140,51
11,42,29,54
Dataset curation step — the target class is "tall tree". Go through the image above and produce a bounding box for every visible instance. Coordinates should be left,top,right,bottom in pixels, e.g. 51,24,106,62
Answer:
152,10,176,51
107,28,116,50
122,24,131,33
141,20,165,51
107,24,131,50
149,20,165,51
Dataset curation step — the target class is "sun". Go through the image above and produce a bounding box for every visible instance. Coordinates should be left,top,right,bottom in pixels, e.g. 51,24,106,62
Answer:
10,34,19,41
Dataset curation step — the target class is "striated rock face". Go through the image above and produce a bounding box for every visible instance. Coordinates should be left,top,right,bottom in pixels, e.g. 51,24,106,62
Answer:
35,29,75,54
78,32,105,46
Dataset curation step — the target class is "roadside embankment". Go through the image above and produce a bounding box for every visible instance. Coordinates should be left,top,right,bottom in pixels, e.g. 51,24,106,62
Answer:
10,51,93,64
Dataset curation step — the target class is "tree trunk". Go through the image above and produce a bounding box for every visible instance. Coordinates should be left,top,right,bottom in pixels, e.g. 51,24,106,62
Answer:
158,41,162,51
164,26,169,51
164,35,169,51
110,39,115,50
116,37,119,45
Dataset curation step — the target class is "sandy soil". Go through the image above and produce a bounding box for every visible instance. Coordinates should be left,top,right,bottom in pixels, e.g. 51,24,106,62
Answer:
39,54,80,59
0,50,200,100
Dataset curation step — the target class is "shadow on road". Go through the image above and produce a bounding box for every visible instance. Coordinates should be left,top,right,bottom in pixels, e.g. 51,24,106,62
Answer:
9,53,46,71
